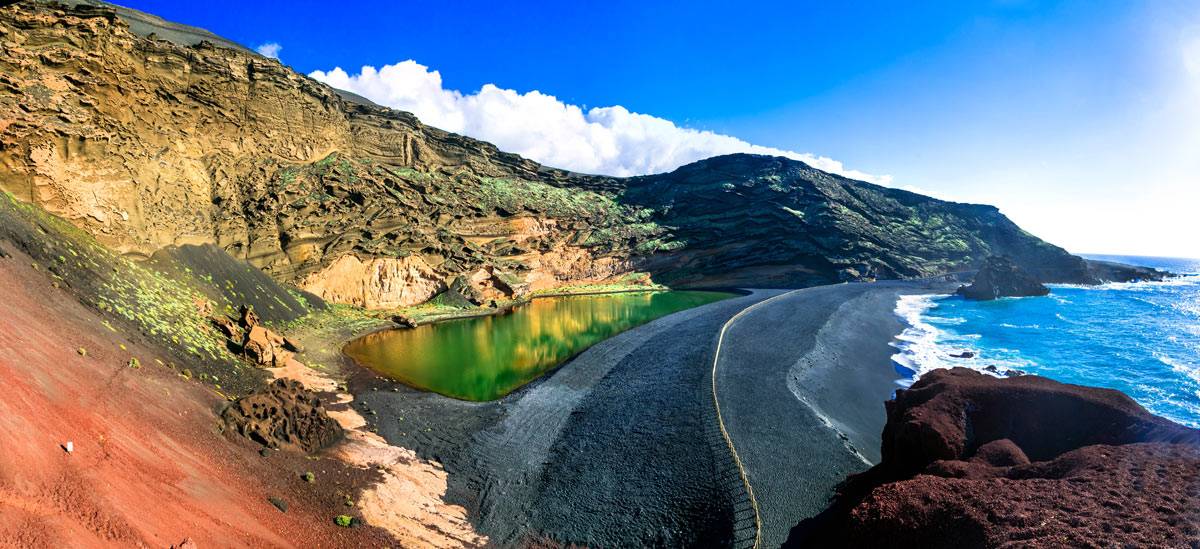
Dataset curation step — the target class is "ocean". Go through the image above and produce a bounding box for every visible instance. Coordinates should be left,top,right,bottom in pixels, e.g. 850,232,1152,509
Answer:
892,254,1200,428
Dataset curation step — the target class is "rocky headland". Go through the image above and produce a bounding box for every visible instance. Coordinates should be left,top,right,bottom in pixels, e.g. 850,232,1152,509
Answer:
793,368,1200,547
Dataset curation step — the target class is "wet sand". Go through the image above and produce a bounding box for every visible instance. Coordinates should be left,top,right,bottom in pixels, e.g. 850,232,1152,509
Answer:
715,282,954,546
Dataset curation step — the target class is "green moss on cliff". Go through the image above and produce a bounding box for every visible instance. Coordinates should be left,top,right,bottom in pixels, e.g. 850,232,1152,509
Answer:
0,192,262,394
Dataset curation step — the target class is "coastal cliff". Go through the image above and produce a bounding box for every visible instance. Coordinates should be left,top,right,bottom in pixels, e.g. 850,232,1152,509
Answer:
795,368,1200,547
0,1,1109,308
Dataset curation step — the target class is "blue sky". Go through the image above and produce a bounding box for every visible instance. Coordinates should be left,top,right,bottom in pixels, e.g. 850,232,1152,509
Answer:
123,1,1200,258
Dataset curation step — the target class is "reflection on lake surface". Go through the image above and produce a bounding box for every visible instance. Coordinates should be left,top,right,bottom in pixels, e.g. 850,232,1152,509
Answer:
343,291,737,401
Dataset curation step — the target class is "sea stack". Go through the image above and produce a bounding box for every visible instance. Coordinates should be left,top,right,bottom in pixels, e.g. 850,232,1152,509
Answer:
957,255,1050,300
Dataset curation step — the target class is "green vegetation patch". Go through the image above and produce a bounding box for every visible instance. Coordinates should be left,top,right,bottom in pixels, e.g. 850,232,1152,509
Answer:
0,191,264,395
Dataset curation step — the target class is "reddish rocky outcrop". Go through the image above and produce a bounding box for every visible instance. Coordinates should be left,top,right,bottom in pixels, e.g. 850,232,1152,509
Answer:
220,378,342,453
802,368,1200,547
211,305,293,366
244,325,292,367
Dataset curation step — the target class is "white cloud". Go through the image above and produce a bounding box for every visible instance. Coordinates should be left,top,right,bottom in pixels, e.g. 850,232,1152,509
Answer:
309,61,892,184
257,43,282,59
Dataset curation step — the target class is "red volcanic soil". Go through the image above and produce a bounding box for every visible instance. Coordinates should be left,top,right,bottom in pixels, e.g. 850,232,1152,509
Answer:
848,442,1200,547
0,246,395,546
798,368,1200,548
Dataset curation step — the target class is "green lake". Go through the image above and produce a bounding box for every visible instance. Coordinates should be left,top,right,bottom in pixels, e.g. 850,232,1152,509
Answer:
343,290,737,401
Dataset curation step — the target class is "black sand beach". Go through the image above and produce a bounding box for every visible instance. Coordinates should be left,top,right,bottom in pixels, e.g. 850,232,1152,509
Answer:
351,281,952,546
716,282,949,546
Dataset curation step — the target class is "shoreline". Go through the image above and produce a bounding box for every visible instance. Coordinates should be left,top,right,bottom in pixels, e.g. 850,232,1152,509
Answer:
712,281,959,546
323,281,953,546
888,275,1200,430
382,285,748,329
353,290,779,546
332,286,749,391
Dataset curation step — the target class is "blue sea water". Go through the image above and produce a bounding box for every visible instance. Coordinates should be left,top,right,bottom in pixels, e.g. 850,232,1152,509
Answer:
892,254,1200,428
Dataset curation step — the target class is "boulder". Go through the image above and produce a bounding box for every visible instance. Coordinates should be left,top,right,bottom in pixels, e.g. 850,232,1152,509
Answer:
282,336,304,353
956,255,1049,300
390,315,419,328
489,268,531,298
244,325,291,367
211,315,240,340
967,438,1029,467
221,378,342,453
239,304,260,329
192,296,213,319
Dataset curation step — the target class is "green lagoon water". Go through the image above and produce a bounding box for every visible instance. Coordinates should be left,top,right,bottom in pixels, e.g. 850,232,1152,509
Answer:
344,290,736,401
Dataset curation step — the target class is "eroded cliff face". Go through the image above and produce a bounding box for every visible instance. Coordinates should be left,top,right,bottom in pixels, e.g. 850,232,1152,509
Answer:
301,255,445,309
0,1,1099,308
0,1,653,303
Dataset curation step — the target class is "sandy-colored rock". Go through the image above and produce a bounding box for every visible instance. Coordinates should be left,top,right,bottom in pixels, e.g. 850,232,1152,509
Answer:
240,305,260,329
300,254,447,309
243,325,291,367
170,538,198,549
211,315,240,340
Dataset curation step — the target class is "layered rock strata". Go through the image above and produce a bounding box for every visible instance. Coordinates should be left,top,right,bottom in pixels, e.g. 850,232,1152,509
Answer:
0,1,1119,307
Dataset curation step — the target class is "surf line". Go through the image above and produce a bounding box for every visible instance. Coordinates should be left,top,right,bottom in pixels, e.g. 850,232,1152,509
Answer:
711,287,808,548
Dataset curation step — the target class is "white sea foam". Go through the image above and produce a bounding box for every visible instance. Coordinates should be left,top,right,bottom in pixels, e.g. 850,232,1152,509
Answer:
1156,352,1200,385
1051,276,1200,293
890,293,1030,387
890,294,949,387
999,323,1042,329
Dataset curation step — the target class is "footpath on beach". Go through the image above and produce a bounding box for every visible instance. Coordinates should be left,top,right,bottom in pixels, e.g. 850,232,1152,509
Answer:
712,282,934,546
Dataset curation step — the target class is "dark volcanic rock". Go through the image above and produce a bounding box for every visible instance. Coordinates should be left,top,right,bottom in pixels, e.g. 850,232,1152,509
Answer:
390,315,419,328
221,378,342,453
268,497,288,513
443,275,484,307
1086,259,1171,283
957,255,1050,300
801,368,1200,548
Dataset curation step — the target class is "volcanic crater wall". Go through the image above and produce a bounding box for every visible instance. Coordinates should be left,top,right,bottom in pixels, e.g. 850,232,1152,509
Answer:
0,1,1097,308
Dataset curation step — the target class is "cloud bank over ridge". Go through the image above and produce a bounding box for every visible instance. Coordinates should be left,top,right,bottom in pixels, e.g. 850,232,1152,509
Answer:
310,61,891,183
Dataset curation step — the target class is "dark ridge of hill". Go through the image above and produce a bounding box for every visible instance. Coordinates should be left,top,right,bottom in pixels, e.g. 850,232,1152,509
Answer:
617,154,1092,286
